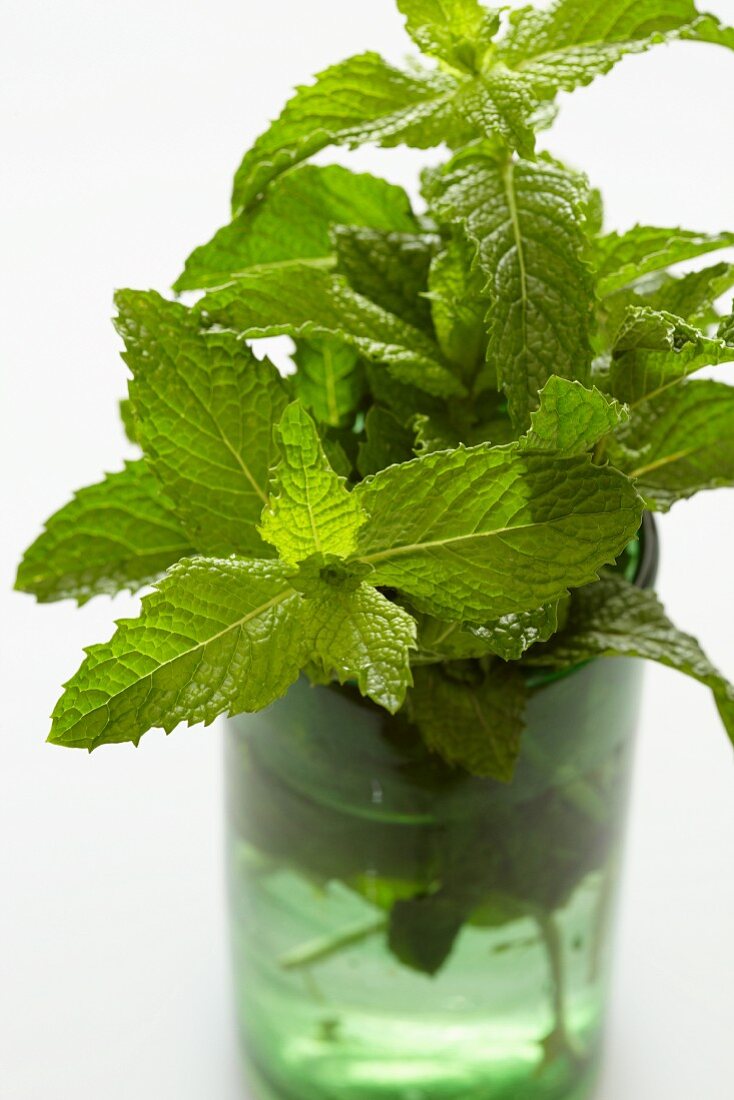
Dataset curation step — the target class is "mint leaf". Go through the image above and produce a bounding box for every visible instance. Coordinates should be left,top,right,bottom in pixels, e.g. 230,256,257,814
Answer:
408,663,526,781
15,461,193,605
594,225,734,296
397,0,502,70
260,403,364,563
497,0,732,99
637,262,734,327
175,165,417,292
49,559,305,750
427,150,594,427
521,377,628,454
357,407,415,477
608,308,734,405
529,575,734,744
469,604,562,660
333,226,437,330
119,398,139,445
292,339,366,428
231,53,469,214
612,381,734,511
352,446,643,622
612,305,700,353
415,603,560,663
428,233,489,382
308,582,417,712
197,264,464,398
115,291,287,557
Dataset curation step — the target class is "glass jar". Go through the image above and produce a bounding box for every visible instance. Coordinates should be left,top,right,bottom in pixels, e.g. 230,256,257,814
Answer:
225,520,658,1100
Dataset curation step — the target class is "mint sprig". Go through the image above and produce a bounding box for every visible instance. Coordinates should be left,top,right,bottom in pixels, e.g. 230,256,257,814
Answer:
17,0,734,786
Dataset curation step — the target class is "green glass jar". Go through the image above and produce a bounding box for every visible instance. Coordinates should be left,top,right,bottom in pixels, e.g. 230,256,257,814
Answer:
225,519,658,1100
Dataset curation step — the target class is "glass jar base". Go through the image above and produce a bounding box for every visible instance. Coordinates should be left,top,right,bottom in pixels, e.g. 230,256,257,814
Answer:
241,1033,602,1100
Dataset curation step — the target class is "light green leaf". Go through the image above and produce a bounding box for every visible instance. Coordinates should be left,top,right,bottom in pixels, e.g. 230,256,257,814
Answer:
49,559,305,750
497,0,733,99
521,377,628,454
397,0,502,69
528,575,734,744
231,53,470,214
427,150,595,428
292,339,366,428
333,225,437,330
352,445,644,622
408,664,527,781
308,582,417,712
15,461,194,605
260,403,365,564
428,233,489,382
115,291,288,557
452,67,538,157
612,381,734,511
119,398,139,445
594,225,734,296
175,164,417,292
608,308,734,406
357,406,415,477
197,264,464,398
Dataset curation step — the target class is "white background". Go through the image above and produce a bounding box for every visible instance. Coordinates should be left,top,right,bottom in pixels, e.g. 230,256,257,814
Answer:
2,1,734,1097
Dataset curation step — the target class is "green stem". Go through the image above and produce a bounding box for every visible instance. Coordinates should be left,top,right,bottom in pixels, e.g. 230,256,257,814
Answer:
279,916,387,972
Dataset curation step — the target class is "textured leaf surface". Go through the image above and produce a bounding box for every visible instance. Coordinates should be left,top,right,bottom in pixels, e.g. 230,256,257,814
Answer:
292,339,366,428
612,381,734,511
530,576,734,743
416,603,559,662
521,377,627,454
409,664,526,780
498,0,732,99
593,225,734,296
333,225,437,330
468,604,562,660
308,582,417,712
427,151,594,427
231,53,468,213
397,0,502,68
197,265,463,398
260,404,364,563
175,165,417,291
49,560,305,750
116,291,287,556
608,309,734,405
15,461,193,604
428,233,488,382
352,445,644,621
638,262,734,326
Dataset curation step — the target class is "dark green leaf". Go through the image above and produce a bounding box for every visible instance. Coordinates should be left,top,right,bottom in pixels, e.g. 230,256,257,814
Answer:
529,575,734,744
197,265,464,398
427,150,595,428
408,663,527,781
333,225,437,330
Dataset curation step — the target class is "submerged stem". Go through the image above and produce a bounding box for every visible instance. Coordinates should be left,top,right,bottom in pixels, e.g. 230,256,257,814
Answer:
279,916,387,972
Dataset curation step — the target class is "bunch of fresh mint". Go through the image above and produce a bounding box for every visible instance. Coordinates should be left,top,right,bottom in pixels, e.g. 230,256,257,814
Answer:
17,0,734,780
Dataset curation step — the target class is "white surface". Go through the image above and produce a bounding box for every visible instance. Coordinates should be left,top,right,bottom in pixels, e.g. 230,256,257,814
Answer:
2,2,734,1097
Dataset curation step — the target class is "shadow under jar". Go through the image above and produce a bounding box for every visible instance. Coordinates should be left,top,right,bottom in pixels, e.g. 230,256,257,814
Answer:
225,517,659,1100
